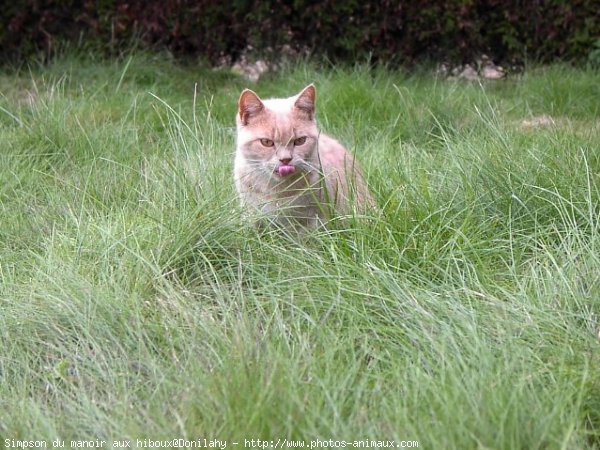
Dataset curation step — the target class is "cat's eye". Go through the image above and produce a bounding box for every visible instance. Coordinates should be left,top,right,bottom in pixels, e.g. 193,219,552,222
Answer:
260,138,275,147
293,136,307,146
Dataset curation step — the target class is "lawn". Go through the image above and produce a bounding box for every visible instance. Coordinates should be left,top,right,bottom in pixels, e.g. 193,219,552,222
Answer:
0,52,599,448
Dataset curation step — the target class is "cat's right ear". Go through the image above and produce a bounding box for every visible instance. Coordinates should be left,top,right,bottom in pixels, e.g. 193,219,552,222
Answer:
238,89,264,125
294,84,316,120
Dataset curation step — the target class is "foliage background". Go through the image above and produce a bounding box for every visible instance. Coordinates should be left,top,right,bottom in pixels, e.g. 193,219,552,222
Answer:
1,0,599,65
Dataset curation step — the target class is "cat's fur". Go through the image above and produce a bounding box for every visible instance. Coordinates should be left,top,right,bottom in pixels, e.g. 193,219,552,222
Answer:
234,84,374,228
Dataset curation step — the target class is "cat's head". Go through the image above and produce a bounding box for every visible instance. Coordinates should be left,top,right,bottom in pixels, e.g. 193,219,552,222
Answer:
236,85,319,179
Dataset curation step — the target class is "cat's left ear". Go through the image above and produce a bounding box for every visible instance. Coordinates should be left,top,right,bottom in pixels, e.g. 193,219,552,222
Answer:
294,84,316,120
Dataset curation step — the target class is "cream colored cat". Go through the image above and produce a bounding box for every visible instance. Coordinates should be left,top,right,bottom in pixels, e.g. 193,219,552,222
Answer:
234,84,374,228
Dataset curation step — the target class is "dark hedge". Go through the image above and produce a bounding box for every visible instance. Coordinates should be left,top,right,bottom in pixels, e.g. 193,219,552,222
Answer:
1,0,599,65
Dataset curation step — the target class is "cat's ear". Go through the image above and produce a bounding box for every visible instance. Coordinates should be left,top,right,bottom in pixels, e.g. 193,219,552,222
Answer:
238,89,264,125
294,84,316,120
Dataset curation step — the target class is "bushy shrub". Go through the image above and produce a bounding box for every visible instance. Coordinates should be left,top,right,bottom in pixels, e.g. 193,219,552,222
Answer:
1,0,598,65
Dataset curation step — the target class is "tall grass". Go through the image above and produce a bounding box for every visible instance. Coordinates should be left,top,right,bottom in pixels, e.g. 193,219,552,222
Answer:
1,53,599,448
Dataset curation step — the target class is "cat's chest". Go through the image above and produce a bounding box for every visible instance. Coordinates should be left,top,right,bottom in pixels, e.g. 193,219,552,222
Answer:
242,172,323,216
243,168,319,195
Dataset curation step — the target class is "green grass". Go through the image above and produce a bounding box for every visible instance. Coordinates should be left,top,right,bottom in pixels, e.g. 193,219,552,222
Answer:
1,52,599,448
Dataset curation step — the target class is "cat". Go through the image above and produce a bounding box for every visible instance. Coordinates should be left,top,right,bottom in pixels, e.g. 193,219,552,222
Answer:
234,84,374,229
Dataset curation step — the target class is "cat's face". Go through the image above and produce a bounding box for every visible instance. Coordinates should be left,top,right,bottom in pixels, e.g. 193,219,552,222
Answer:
236,85,320,180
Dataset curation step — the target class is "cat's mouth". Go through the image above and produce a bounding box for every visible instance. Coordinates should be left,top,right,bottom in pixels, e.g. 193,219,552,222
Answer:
276,164,296,177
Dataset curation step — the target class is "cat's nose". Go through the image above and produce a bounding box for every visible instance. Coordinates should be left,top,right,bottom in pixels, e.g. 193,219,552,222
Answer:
279,157,292,165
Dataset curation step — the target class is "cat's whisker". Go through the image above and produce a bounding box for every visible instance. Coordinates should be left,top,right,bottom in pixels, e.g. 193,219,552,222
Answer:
245,162,283,180
299,160,324,175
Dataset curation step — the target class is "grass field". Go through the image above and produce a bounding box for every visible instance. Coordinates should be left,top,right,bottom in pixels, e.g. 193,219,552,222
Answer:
0,52,599,448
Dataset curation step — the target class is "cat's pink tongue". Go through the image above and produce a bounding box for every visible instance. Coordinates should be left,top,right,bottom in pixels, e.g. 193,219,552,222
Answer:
277,165,296,177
